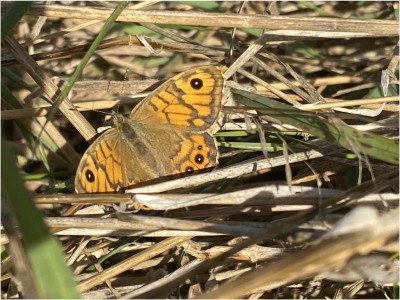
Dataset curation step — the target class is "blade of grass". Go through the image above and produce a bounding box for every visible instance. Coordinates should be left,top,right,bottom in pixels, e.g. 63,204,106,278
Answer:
219,141,283,152
1,134,80,298
177,1,224,12
1,2,32,42
233,89,399,165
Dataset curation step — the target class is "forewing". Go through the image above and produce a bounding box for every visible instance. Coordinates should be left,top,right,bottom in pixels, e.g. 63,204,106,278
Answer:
130,66,223,132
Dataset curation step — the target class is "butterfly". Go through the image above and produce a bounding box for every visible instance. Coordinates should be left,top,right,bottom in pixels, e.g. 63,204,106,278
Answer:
75,66,224,193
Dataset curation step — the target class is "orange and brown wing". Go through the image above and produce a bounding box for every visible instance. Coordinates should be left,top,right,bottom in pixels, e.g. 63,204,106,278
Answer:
75,129,125,193
169,131,218,175
74,127,156,193
130,66,223,132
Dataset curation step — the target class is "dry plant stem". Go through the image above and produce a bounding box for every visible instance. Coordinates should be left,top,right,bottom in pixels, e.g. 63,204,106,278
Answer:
72,78,159,95
140,22,199,44
2,35,226,67
200,208,399,298
252,54,314,102
45,216,271,236
261,29,390,39
353,115,399,133
35,193,132,205
224,34,269,79
386,42,399,78
204,245,286,263
134,185,331,210
134,190,398,211
116,213,266,236
332,83,381,98
82,287,138,299
33,115,81,165
122,259,204,298
1,205,39,298
78,236,191,292
30,15,46,40
2,257,14,277
340,280,365,299
93,263,121,299
22,20,102,47
301,96,399,110
129,256,175,272
325,173,399,213
3,37,96,141
67,239,91,268
271,52,325,103
126,142,339,193
21,4,399,36
238,68,301,106
129,171,398,298
132,208,318,299
45,217,159,231
267,75,365,91
34,186,398,210
51,228,219,238
2,107,50,120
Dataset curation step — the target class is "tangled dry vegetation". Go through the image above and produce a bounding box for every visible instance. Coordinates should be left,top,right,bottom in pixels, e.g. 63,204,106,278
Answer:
1,1,399,299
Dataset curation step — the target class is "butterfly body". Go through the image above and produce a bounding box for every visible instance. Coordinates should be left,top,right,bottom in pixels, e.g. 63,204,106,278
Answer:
75,66,223,193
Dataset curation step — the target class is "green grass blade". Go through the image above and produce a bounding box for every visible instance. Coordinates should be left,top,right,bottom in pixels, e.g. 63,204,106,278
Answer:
177,1,224,12
1,134,80,298
298,1,328,16
1,2,32,42
233,89,399,165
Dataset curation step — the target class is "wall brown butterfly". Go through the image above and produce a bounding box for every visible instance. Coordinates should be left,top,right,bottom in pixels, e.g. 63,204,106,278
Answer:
75,66,224,193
